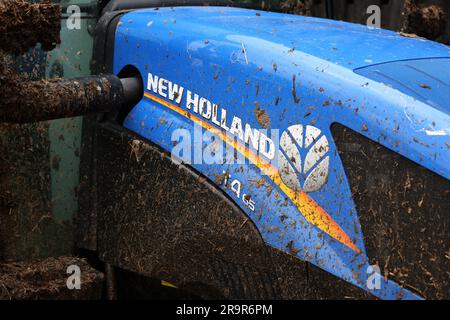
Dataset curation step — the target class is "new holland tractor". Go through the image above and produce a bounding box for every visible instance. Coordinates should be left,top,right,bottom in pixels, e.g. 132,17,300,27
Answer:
0,0,448,300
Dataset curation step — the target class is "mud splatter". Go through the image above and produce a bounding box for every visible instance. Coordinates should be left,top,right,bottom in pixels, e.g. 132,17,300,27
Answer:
291,75,300,104
214,171,229,186
254,102,271,129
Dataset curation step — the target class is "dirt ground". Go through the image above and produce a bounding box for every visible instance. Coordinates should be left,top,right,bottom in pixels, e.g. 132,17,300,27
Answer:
279,0,448,42
402,0,447,39
0,0,60,55
280,0,313,16
0,256,104,299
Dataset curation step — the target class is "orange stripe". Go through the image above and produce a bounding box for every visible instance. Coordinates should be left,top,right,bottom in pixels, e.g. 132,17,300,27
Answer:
144,91,359,252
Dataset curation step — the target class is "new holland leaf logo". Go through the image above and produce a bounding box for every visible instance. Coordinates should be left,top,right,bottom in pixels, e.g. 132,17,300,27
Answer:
278,125,330,192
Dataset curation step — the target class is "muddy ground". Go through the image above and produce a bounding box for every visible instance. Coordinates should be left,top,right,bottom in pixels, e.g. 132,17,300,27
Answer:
280,0,313,16
0,0,60,55
279,0,448,42
0,256,103,299
402,0,447,39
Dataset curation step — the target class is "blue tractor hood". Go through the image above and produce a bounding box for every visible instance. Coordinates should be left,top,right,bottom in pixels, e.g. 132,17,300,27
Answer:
112,6,450,300
120,6,450,68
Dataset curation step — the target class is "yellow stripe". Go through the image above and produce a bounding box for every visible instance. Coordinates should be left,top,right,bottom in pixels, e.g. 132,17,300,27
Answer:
144,91,359,252
161,280,178,288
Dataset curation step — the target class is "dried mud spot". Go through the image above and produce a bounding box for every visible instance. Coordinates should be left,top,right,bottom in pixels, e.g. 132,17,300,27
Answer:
254,102,271,129
129,139,152,163
214,171,229,186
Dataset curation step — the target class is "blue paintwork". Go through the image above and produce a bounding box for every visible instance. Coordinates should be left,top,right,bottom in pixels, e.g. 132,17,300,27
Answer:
113,6,450,300
355,58,450,114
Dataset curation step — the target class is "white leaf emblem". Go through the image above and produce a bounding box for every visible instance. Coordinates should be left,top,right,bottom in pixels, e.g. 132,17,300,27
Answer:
278,125,330,192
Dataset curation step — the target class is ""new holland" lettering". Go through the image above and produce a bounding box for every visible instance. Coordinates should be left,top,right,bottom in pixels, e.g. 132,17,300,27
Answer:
147,73,275,160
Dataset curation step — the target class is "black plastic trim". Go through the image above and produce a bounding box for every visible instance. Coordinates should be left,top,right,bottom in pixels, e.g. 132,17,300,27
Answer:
91,10,127,74
332,123,450,299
